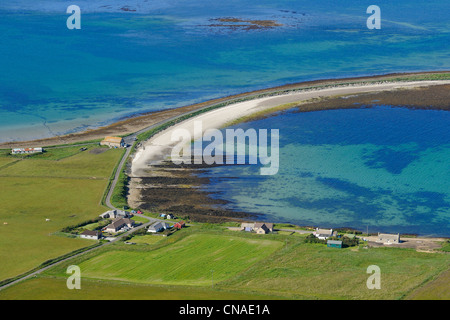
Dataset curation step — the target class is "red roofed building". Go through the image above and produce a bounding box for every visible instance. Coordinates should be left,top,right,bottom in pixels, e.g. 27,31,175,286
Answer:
174,221,185,229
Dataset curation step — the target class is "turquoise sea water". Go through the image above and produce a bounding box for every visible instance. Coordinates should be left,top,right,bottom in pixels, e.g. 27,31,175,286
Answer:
197,106,450,236
1,0,449,141
1,1,449,235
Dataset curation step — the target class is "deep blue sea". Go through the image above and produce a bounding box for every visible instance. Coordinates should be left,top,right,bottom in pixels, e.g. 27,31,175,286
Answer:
1,1,449,235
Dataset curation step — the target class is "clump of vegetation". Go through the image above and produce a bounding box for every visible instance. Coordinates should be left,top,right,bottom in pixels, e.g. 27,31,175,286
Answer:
340,236,359,248
304,234,326,244
61,217,103,234
439,240,450,252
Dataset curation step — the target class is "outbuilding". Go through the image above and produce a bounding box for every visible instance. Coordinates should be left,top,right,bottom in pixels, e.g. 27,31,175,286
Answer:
100,136,125,148
327,240,343,248
174,221,185,229
80,230,101,240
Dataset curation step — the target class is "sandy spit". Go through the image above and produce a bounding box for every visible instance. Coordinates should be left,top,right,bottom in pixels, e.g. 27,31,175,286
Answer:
131,80,450,177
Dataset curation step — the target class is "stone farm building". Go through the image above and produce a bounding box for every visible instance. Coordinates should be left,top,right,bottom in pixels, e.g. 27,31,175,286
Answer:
377,233,401,244
105,218,135,233
313,228,337,240
240,222,273,234
99,209,130,219
100,136,125,148
80,230,101,240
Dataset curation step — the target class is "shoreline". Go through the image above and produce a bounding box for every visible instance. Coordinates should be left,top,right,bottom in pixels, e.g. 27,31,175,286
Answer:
130,79,450,176
128,78,450,237
2,70,449,149
3,72,449,238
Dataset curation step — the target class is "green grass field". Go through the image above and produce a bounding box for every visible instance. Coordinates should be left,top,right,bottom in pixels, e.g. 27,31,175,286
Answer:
1,146,122,178
131,234,165,245
405,269,450,300
220,242,450,300
46,233,284,286
1,228,448,300
0,145,123,281
0,276,284,300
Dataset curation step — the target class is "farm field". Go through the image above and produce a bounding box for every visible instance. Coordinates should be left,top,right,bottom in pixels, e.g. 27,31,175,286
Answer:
45,233,284,286
0,146,123,178
220,241,450,300
130,234,166,245
405,268,450,300
0,276,284,300
1,228,448,300
0,145,123,282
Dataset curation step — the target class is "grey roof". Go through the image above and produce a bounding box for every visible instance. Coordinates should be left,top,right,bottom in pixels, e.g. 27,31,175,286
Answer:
81,230,99,236
327,240,342,245
106,218,134,230
148,222,170,230
316,228,333,235
254,222,273,230
378,233,399,239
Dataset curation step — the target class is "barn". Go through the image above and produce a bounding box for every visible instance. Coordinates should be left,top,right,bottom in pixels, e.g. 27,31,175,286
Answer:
100,136,125,148
174,221,185,229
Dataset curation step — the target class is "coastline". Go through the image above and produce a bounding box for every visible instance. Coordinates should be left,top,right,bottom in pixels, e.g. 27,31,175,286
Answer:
3,72,449,236
128,78,450,234
130,79,450,177
2,71,449,149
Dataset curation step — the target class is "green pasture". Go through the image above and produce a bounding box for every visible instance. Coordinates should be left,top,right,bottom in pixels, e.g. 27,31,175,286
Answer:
0,146,123,282
0,276,284,300
0,145,122,178
45,233,283,287
221,242,450,300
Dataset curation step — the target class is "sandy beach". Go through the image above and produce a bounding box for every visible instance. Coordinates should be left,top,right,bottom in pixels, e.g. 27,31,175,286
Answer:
130,80,450,177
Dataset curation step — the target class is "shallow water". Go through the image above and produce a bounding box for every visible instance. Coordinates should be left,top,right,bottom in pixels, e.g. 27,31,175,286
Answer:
1,1,449,235
196,106,450,236
1,0,449,141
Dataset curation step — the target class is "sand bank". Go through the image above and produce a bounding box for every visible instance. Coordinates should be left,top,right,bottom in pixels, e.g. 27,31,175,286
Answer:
131,80,450,177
